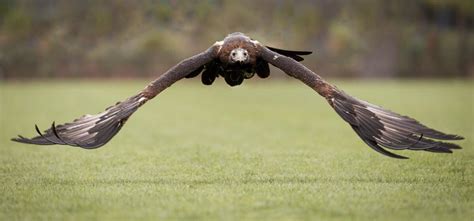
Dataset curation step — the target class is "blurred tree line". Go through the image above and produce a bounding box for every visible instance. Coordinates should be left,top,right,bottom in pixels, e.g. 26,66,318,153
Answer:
0,0,473,79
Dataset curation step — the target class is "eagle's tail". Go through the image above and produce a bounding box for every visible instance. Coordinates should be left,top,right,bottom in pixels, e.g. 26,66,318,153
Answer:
266,46,312,62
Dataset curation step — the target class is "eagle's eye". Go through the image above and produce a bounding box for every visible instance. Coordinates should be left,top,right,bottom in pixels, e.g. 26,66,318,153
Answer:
229,48,249,63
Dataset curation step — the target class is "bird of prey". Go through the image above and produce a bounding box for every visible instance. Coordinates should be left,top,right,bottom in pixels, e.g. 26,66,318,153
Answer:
12,32,463,159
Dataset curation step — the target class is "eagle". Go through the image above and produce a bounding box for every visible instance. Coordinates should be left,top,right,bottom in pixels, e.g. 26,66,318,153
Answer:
12,32,463,159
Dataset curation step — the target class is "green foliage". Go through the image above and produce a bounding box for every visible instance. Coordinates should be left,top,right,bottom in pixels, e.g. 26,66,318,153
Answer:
425,0,474,15
2,7,32,37
0,0,473,78
1,80,473,220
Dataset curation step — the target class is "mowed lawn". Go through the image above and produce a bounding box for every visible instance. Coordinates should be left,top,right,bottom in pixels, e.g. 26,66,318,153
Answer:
1,79,473,221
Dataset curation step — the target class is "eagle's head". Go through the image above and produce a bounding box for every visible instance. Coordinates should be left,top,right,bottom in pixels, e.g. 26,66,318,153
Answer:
218,32,258,65
212,32,260,86
229,48,249,64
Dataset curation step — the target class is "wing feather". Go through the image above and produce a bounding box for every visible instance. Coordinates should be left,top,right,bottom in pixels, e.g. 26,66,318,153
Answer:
330,90,462,158
259,45,463,159
12,94,145,148
12,45,219,148
266,46,312,61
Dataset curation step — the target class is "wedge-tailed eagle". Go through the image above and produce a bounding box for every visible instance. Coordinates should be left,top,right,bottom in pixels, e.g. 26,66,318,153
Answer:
12,32,464,159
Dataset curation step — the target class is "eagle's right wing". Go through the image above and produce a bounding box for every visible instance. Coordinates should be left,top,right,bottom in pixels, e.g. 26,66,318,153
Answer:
12,44,220,149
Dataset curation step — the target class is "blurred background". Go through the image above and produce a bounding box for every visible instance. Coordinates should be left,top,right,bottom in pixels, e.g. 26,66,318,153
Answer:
0,0,473,79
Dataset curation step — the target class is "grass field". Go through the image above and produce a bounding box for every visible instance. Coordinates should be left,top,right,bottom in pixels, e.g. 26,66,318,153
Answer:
1,79,473,220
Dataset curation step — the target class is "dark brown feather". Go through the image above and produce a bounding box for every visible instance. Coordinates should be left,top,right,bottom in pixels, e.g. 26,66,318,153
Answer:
266,46,312,61
201,62,219,85
185,65,204,78
12,94,145,148
12,45,219,148
259,45,463,159
330,90,463,159
255,59,270,78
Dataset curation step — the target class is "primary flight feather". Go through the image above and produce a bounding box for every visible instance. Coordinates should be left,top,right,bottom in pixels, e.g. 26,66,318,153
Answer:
12,32,463,159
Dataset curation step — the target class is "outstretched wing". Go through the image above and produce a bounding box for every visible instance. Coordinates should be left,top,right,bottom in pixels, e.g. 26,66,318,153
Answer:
330,90,462,159
12,45,219,148
258,45,463,159
257,46,311,78
12,94,145,148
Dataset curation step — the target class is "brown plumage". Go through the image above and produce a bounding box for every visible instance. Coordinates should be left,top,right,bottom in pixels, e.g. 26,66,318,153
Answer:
185,32,312,87
12,32,463,159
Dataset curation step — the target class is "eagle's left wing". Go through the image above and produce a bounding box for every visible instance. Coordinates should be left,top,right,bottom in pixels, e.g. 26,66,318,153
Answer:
258,44,463,159
12,44,220,148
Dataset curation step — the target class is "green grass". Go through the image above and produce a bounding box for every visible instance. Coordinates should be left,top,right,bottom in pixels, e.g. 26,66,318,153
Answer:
1,79,473,221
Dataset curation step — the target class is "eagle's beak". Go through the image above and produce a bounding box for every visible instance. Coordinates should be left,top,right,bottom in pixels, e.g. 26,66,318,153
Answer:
230,48,249,63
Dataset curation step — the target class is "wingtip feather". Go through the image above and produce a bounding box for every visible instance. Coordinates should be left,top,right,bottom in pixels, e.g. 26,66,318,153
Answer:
331,90,463,159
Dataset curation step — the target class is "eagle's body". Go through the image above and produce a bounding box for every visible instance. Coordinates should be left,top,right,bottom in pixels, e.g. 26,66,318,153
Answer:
186,32,310,86
12,32,464,159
